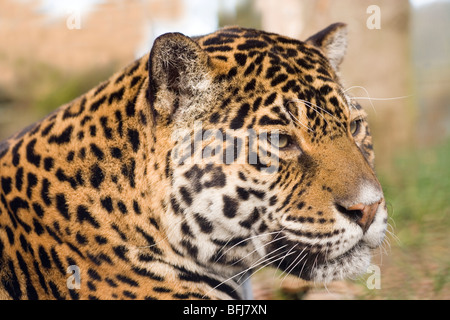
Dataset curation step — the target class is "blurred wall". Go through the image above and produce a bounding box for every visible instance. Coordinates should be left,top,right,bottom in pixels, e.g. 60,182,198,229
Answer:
0,0,182,79
412,2,450,145
255,0,414,167
0,0,183,139
2,0,447,164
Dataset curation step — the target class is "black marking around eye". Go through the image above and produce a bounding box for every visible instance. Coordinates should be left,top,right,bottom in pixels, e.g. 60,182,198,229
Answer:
329,96,339,108
258,115,287,126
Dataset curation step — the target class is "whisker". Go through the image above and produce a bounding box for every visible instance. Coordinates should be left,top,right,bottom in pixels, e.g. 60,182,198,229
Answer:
298,254,310,283
232,238,288,268
345,85,413,117
203,250,296,299
235,249,294,293
213,230,284,263
289,98,341,124
388,216,397,229
236,245,288,282
279,246,307,278
280,246,309,283
323,281,330,294
312,254,319,287
288,99,331,126
351,96,413,101
136,230,170,250
386,223,401,246
273,243,298,278
280,251,308,285
381,238,390,255
288,111,314,133
344,85,378,115
378,246,384,266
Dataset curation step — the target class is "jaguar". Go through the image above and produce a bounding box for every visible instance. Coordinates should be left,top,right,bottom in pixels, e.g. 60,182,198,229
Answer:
0,23,388,300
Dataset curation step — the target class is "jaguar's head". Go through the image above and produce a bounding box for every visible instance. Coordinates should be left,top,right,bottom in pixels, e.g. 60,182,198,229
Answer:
146,24,388,283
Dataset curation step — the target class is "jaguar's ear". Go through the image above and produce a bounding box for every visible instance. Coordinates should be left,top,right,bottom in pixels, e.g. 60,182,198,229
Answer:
148,32,212,122
306,23,348,71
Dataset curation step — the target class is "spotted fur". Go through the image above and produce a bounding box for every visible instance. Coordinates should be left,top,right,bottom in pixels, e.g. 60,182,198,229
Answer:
0,24,387,300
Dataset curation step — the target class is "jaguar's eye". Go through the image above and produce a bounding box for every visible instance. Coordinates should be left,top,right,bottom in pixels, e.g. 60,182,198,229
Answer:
268,134,292,149
350,119,362,136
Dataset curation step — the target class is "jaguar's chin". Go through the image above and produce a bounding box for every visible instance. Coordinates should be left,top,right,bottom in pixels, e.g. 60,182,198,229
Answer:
307,243,372,283
274,241,372,283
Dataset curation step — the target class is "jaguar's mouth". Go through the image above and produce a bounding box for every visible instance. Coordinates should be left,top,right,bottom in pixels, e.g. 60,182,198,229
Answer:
272,240,372,283
307,242,372,282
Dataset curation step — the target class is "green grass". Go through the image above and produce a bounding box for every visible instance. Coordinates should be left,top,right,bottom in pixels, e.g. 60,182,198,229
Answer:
379,139,450,246
0,61,117,140
30,64,116,116
356,139,450,299
8,60,116,113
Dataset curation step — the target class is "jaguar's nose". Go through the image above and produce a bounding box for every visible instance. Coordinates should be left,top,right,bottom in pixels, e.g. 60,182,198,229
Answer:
336,200,382,233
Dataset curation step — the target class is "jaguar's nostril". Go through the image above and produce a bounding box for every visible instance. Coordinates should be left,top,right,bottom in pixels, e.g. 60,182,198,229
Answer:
335,204,364,223
335,200,381,233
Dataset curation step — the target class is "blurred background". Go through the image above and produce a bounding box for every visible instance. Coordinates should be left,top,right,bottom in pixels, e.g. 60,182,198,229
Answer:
0,0,448,300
